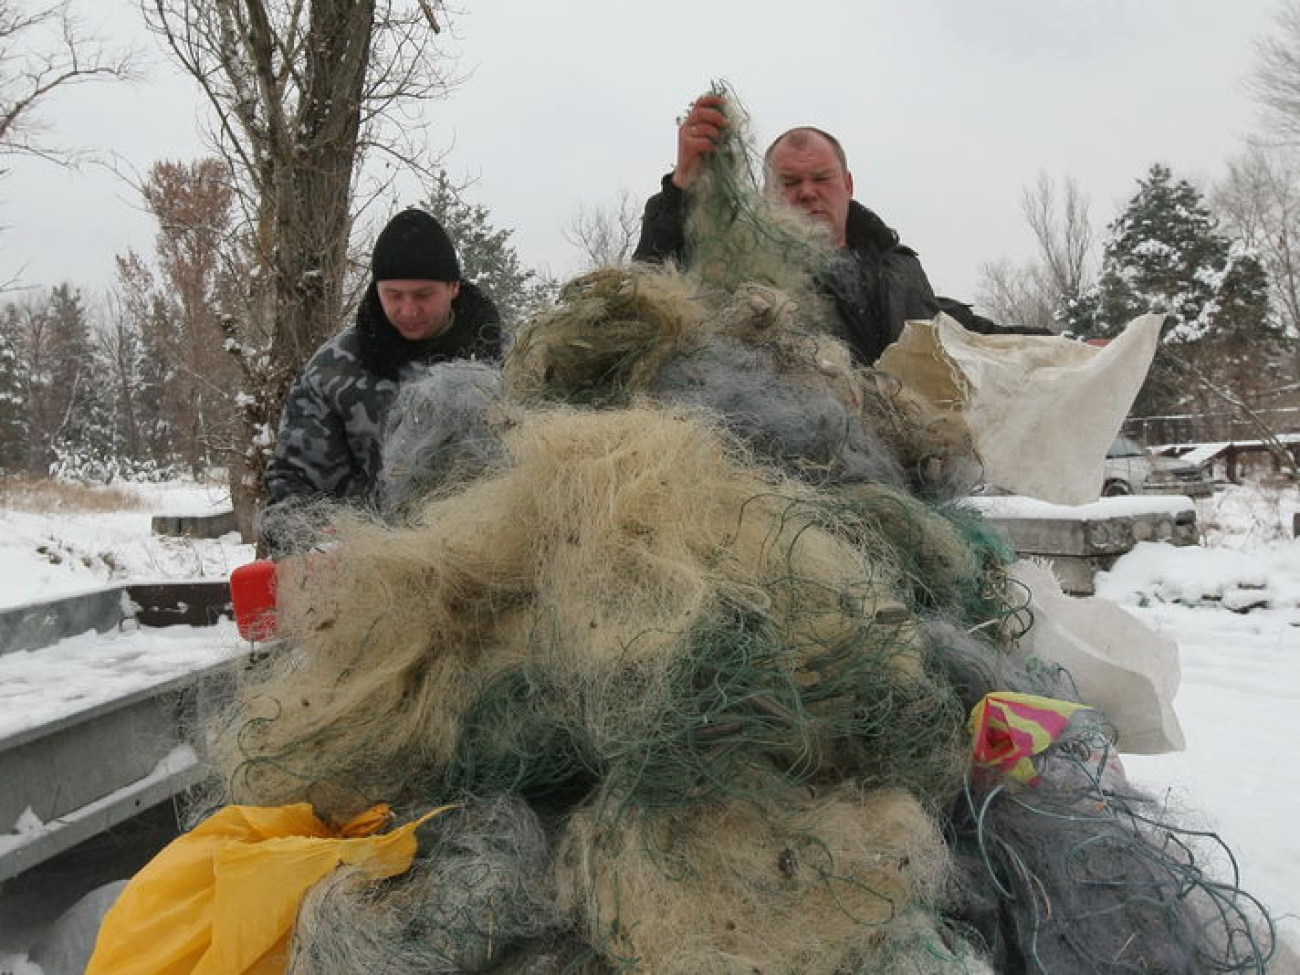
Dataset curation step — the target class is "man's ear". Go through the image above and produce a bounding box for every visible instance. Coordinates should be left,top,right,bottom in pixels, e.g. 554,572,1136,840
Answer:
450,280,462,298
845,170,855,196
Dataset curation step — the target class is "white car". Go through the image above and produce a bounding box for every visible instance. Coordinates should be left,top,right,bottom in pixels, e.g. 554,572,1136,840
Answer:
1103,436,1214,498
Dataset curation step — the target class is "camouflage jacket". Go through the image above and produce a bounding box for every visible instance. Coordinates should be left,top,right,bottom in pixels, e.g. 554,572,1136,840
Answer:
263,280,502,508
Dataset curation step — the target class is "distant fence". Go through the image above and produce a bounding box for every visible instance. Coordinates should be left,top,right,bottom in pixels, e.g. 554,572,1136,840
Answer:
1122,407,1300,446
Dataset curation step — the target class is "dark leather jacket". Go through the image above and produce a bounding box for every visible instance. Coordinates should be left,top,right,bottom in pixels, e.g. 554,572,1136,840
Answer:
632,173,1001,363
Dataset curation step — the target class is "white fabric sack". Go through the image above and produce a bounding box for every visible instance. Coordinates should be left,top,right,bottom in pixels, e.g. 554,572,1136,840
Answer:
877,313,1163,505
1010,559,1185,755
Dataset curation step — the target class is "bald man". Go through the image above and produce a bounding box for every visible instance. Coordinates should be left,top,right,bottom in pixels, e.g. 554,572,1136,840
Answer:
634,93,1002,363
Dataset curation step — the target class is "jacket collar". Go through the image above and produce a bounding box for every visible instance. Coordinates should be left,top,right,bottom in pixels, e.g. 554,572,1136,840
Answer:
844,200,903,256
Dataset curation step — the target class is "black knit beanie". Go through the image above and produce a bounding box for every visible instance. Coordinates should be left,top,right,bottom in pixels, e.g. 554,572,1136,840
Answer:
370,208,461,282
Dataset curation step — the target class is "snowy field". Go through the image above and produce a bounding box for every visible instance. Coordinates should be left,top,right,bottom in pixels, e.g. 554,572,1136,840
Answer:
0,475,1297,967
1099,483,1300,954
0,478,254,607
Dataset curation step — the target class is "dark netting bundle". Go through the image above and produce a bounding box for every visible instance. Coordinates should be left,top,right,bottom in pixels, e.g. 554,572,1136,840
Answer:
503,262,980,501
378,359,507,517
288,795,601,974
951,710,1280,974
199,80,1283,973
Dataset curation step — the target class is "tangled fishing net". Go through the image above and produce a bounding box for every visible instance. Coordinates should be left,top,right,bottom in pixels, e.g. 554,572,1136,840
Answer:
204,82,1282,972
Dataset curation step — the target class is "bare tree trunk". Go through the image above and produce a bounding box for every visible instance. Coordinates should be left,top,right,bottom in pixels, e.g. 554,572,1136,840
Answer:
1022,172,1094,301
258,0,372,366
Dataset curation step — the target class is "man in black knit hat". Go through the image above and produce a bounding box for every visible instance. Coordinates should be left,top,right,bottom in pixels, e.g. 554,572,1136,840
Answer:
261,208,502,548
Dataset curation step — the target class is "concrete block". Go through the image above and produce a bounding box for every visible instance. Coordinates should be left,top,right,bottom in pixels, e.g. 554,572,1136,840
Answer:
978,497,1199,596
150,508,237,539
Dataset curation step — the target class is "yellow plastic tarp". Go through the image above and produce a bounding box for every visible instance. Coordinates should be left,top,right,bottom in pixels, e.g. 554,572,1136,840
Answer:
86,802,449,975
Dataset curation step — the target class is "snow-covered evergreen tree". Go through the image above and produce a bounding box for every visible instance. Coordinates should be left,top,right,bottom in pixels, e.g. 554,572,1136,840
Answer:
115,252,187,471
43,286,128,480
1,284,95,474
43,286,94,466
0,316,23,471
422,172,556,330
1078,164,1275,418
1085,165,1267,339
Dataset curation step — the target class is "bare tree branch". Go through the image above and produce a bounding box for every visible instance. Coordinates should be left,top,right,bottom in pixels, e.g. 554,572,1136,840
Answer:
0,0,139,165
1165,348,1300,478
564,188,642,269
976,257,1056,333
977,170,1097,333
1215,144,1300,342
1249,0,1300,146
1022,171,1094,299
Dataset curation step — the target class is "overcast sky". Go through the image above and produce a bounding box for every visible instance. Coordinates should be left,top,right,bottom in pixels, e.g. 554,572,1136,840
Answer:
0,0,1285,313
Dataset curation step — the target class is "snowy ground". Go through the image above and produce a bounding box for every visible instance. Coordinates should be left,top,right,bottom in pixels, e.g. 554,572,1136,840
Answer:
0,476,1297,967
1098,482,1300,952
0,478,253,606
